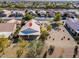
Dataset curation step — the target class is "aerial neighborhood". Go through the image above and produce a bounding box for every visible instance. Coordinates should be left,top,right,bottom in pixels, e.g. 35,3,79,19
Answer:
0,0,79,58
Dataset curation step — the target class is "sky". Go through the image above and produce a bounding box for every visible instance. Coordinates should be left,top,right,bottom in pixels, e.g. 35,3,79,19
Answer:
19,0,79,1
29,0,79,1
0,0,79,2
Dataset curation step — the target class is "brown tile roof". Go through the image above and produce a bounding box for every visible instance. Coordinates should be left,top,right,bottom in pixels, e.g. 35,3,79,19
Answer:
0,23,16,32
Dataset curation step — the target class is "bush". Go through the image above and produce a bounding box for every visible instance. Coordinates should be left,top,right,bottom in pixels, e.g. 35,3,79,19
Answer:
47,25,52,31
16,48,23,58
26,40,44,58
18,39,29,48
0,38,10,48
23,13,33,21
57,22,64,26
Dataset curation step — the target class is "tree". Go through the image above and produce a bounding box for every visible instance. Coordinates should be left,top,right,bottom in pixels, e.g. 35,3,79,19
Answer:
26,40,44,58
23,13,33,21
66,3,71,8
0,35,10,48
15,3,25,8
0,35,10,54
60,4,66,8
32,2,39,8
46,3,56,9
18,38,29,48
47,25,52,31
21,20,25,27
54,12,61,21
40,27,49,42
16,48,23,58
8,3,16,8
16,39,30,58
45,2,56,9
0,8,3,12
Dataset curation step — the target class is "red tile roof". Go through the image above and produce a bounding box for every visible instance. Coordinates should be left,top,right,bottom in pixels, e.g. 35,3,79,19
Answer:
0,23,16,32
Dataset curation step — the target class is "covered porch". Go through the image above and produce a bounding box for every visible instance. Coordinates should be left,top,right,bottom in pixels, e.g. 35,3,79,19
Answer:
19,35,39,41
19,28,40,41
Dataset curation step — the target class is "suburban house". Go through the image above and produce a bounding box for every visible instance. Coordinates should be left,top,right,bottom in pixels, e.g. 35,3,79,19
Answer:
0,23,16,38
11,10,25,15
3,10,11,17
7,19,21,25
46,9,55,17
19,19,40,40
37,10,46,17
65,18,79,37
8,10,24,17
27,10,37,16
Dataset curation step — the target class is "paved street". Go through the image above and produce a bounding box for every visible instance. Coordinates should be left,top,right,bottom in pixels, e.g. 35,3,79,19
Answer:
44,26,77,58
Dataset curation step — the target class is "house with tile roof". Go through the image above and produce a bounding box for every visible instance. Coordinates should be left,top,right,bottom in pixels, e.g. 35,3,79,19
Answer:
0,23,16,38
19,19,40,40
7,19,21,24
65,18,79,36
